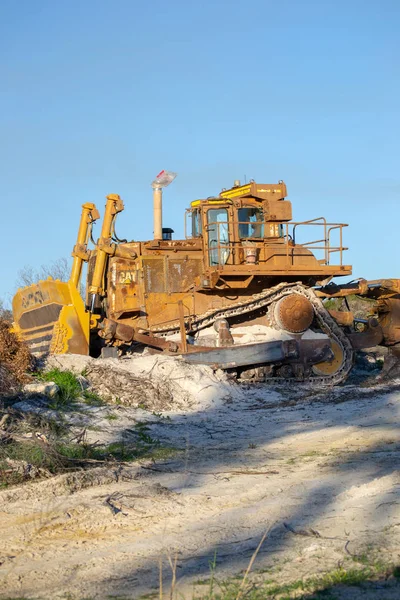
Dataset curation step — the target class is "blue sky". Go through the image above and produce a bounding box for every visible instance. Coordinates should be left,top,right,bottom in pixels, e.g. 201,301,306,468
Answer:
0,0,399,302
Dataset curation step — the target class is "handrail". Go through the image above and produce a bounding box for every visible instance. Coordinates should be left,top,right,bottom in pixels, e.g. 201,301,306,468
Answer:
204,218,348,267
327,224,348,266
293,217,326,245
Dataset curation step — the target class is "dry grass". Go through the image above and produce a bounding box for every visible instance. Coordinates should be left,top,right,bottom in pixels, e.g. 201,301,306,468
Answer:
0,317,33,396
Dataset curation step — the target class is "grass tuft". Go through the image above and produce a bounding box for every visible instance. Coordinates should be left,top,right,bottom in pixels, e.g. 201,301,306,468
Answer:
188,556,400,600
105,413,119,421
82,390,105,406
0,410,177,489
38,368,81,407
36,368,104,409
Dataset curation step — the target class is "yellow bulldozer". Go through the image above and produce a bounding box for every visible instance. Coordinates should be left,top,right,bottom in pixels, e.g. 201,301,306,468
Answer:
12,171,400,384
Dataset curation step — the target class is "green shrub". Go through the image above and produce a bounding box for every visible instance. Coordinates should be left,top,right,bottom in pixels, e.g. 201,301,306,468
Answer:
38,368,81,406
37,368,104,408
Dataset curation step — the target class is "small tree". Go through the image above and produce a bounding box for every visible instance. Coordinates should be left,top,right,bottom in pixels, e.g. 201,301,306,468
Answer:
16,257,70,288
0,298,12,322
15,257,85,300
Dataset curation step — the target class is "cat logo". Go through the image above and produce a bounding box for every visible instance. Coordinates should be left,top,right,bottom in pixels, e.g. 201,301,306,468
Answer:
21,289,50,308
119,271,136,284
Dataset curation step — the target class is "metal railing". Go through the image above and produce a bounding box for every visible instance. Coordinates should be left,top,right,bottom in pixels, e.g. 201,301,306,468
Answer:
288,218,348,266
189,217,348,267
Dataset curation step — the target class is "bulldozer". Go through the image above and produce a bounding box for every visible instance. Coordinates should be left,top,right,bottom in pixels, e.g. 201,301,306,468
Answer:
12,171,400,385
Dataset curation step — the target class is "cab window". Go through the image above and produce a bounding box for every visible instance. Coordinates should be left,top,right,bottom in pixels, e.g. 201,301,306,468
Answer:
191,209,202,237
238,207,264,239
207,208,229,265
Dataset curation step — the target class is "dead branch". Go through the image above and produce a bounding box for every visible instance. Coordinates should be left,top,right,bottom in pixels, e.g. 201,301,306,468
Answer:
141,465,279,476
283,522,322,537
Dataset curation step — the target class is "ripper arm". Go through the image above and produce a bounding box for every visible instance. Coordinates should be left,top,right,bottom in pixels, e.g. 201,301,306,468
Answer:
316,279,400,349
88,194,137,310
70,202,100,289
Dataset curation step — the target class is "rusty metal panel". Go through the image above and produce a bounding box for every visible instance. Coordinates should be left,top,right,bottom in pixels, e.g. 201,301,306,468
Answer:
143,258,165,293
377,297,400,345
108,257,141,318
347,324,384,349
143,292,195,329
167,258,202,293
263,199,292,222
327,310,354,327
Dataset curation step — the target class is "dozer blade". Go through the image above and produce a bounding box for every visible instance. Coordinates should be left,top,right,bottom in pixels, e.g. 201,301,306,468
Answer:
181,338,333,370
12,279,90,356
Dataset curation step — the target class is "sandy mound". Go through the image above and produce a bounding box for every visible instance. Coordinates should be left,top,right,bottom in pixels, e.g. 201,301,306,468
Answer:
46,353,241,411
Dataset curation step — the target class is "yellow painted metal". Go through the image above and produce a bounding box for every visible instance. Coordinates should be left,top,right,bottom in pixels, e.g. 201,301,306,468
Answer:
11,201,99,356
70,203,100,288
220,182,287,199
88,194,124,296
311,340,344,375
12,279,90,355
190,198,232,207
220,184,252,199
50,281,90,354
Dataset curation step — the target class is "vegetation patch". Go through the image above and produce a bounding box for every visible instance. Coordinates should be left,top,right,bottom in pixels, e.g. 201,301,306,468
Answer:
0,317,33,397
36,368,105,409
188,553,399,600
323,294,375,318
0,408,176,489
0,431,176,488
82,390,105,406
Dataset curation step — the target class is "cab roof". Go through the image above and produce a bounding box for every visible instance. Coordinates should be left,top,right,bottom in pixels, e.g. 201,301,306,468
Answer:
190,181,287,207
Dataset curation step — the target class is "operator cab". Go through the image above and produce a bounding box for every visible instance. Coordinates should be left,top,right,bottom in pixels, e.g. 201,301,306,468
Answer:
187,180,290,266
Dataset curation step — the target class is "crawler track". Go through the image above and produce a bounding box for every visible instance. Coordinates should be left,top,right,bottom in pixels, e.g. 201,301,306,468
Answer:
153,282,354,385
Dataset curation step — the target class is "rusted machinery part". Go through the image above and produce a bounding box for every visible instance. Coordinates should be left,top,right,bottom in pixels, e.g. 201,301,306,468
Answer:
315,278,369,298
213,318,234,346
316,278,400,299
375,297,400,346
311,340,345,376
346,318,384,350
243,286,354,385
317,281,400,348
376,344,400,381
264,286,353,385
183,282,354,385
98,317,221,355
98,318,180,352
107,282,354,386
273,293,314,333
183,338,333,370
327,310,354,327
151,281,299,335
101,312,336,375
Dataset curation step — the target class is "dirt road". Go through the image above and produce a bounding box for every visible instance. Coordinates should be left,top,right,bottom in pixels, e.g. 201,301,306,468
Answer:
1,356,399,599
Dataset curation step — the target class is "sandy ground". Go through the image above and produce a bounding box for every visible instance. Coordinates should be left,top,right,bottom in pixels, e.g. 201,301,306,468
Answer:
0,355,400,599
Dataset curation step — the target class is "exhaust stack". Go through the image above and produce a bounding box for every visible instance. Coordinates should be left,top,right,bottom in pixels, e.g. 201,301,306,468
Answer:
153,186,163,240
151,170,177,240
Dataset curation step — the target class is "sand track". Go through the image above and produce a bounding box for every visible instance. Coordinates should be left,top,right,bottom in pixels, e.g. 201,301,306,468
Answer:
1,356,399,599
